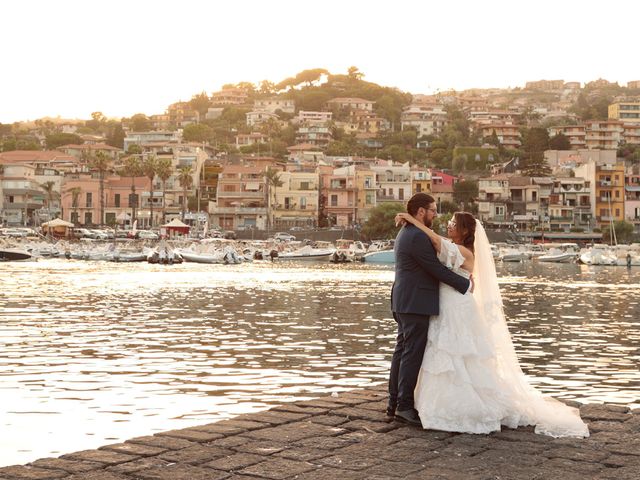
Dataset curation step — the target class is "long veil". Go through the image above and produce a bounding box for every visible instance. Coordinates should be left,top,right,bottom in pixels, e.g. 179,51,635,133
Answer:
472,220,589,438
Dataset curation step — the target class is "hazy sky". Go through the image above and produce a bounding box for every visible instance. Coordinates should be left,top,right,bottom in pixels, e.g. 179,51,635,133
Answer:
2,0,638,123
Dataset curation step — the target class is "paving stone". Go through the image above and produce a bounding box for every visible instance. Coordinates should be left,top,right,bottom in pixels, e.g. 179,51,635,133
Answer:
314,453,383,471
480,439,547,455
203,453,265,471
579,404,631,422
216,419,270,431
340,419,397,433
66,472,130,480
333,406,387,422
158,445,234,464
232,440,288,456
189,423,246,436
545,446,610,463
432,443,486,457
207,436,252,449
240,410,309,425
599,466,640,480
587,420,632,433
539,457,604,474
391,426,455,441
289,467,368,480
488,428,553,444
360,460,425,478
462,449,545,467
601,453,640,468
237,458,316,479
106,456,171,474
271,404,328,415
136,463,229,480
60,450,139,466
273,447,329,462
99,442,166,456
244,421,345,443
29,458,103,474
126,435,197,450
156,428,224,442
358,399,389,412
307,414,350,426
0,466,67,479
389,436,447,452
295,435,361,450
294,399,345,409
607,441,640,456
403,468,491,480
322,394,370,406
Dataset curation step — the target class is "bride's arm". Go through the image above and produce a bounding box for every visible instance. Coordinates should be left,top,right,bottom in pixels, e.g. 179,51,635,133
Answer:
395,212,443,253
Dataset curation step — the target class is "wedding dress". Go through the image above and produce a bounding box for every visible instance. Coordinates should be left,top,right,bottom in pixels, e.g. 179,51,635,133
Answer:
414,220,589,438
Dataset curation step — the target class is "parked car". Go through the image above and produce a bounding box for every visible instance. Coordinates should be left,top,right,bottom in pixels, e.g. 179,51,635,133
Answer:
136,230,159,240
289,226,304,231
274,232,296,242
223,230,237,240
74,228,93,239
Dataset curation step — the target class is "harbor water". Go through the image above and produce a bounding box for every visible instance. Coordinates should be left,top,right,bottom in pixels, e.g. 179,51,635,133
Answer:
1,259,639,466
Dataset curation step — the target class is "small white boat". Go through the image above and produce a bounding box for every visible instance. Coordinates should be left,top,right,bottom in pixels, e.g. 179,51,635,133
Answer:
0,248,33,261
579,245,617,265
499,247,529,262
278,245,335,261
362,250,395,263
537,249,577,263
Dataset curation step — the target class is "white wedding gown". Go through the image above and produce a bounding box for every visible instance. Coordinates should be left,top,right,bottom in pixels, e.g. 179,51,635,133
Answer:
414,233,589,438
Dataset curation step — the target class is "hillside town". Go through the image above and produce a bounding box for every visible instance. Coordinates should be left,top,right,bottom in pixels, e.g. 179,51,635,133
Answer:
1,73,640,240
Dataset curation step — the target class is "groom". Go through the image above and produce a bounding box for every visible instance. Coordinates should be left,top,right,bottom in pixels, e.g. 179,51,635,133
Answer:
388,193,471,425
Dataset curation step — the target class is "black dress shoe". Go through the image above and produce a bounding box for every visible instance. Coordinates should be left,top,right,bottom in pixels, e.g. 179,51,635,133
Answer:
395,408,422,426
385,405,396,417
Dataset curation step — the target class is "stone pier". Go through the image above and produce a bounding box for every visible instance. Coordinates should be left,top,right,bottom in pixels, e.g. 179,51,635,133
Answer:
1,384,638,480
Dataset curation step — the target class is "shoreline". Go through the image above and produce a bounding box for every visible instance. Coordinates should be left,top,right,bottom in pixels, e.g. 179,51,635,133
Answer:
2,384,639,480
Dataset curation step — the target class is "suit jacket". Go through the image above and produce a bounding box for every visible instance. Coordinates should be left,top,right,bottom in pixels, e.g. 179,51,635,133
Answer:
391,224,470,316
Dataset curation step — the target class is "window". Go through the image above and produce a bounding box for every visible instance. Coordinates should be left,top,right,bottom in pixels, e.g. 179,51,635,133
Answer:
399,189,404,200
532,191,537,201
9,195,14,203
84,212,92,225
416,184,422,193
616,209,620,217
300,181,309,190
86,192,92,208
115,194,120,208
330,195,338,207
300,197,307,210
366,193,374,205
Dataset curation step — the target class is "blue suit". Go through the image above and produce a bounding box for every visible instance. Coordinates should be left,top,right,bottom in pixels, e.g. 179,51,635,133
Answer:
389,224,470,412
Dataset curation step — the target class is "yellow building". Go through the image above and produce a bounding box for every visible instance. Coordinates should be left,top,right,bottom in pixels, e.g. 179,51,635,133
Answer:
576,160,625,227
272,170,320,229
608,102,640,123
411,165,432,194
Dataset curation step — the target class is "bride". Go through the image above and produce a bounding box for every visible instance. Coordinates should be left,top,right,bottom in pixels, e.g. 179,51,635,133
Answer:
395,211,589,438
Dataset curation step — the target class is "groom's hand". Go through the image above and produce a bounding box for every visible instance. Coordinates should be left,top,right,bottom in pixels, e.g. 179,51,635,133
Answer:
469,274,475,293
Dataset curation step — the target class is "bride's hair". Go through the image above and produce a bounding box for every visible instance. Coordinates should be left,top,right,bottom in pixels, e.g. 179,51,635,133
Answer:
454,212,476,253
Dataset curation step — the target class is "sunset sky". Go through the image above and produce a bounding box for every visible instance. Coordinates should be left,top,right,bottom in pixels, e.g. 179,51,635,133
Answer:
1,0,638,123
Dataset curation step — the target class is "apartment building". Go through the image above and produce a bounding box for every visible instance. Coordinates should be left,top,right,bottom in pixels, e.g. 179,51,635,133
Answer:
123,131,182,152
548,177,592,231
296,111,332,124
246,111,279,127
295,125,332,148
584,120,624,149
320,164,376,227
167,102,198,127
369,160,411,205
253,98,295,115
211,164,267,230
478,122,521,148
211,88,248,106
0,163,45,226
623,123,640,145
326,97,374,112
608,102,640,123
548,125,587,149
411,165,432,194
525,80,565,90
625,169,640,233
272,170,319,229
477,176,511,225
575,160,625,228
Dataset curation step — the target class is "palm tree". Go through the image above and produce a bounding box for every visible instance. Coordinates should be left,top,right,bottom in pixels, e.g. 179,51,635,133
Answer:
177,166,193,221
155,157,173,225
120,156,143,223
40,180,57,220
141,154,158,228
89,151,112,225
66,187,82,224
264,167,283,232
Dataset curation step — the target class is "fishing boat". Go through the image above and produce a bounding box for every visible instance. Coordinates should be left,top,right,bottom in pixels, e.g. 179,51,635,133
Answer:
0,248,33,261
277,245,335,261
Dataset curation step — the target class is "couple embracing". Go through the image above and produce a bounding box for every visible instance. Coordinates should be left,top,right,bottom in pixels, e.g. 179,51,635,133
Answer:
388,193,588,438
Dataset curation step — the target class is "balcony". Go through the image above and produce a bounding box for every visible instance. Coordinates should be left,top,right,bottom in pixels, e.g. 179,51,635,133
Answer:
210,206,267,215
217,191,264,199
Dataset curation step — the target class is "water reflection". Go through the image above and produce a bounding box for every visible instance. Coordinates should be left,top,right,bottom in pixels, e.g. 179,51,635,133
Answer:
0,259,638,466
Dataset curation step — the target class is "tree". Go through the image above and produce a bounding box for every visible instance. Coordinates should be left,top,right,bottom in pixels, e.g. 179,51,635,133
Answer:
361,203,405,240
189,92,211,118
603,220,634,244
183,123,213,143
259,80,276,95
141,154,158,227
129,114,152,132
453,180,479,211
521,127,551,176
484,130,500,147
155,157,173,225
177,166,193,220
264,168,283,231
549,132,571,150
347,66,364,81
40,180,57,219
90,151,112,225
121,156,143,223
66,187,82,224
294,68,329,86
106,122,125,149
45,133,83,149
